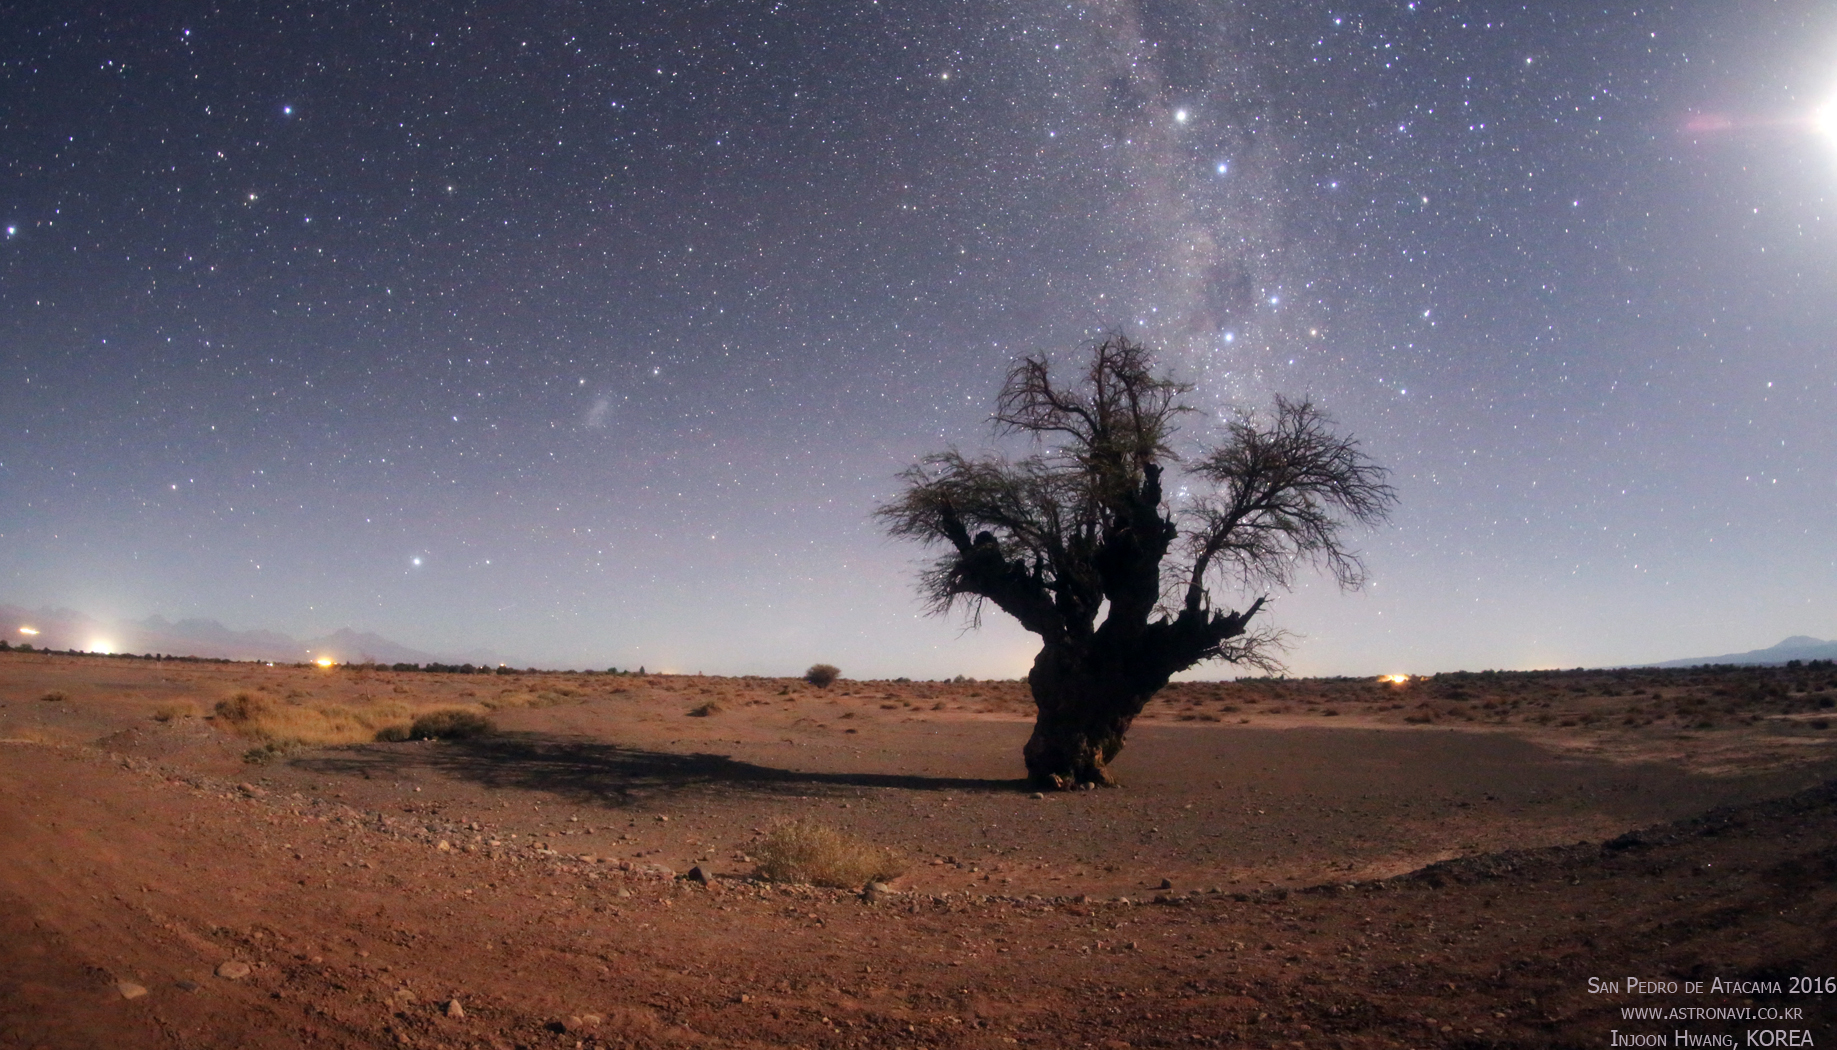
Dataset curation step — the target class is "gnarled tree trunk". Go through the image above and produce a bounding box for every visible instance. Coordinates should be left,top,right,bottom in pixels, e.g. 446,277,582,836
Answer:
1022,642,1165,788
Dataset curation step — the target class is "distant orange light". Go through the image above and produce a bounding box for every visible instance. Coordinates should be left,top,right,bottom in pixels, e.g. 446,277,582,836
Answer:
1380,674,1411,685
17,626,39,636
314,656,336,668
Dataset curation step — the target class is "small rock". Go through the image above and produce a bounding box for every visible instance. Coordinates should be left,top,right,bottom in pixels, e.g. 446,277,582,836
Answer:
616,888,632,898
686,865,710,885
437,839,452,851
174,979,199,992
445,998,466,1019
1031,792,1045,800
1157,878,1173,890
117,981,149,1000
215,960,251,980
861,881,894,902
654,814,669,822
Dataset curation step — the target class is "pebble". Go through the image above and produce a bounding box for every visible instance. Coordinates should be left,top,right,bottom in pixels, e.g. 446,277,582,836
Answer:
686,865,710,884
117,981,148,1000
445,999,465,1019
215,960,251,980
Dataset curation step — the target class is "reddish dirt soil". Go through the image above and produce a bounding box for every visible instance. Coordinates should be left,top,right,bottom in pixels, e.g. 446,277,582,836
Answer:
2,653,1835,1049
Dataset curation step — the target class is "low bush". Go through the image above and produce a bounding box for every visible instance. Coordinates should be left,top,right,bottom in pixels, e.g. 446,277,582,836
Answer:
687,701,723,717
40,690,68,703
215,692,415,745
804,664,841,689
408,708,493,740
751,819,905,888
214,692,269,723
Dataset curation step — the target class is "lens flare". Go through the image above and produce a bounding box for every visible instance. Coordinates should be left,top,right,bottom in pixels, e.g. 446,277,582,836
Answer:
1379,673,1412,685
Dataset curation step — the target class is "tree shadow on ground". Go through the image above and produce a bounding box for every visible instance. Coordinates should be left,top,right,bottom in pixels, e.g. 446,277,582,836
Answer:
292,732,1026,808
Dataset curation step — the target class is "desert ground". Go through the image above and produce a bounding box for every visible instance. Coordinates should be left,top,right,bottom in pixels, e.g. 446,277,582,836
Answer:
2,651,1835,1049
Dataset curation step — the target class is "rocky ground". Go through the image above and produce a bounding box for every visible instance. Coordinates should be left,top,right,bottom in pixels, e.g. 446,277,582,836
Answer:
2,652,1835,1049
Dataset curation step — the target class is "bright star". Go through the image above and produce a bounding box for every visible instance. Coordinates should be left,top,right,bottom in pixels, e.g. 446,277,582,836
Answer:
1174,108,1189,124
412,556,423,566
282,105,293,116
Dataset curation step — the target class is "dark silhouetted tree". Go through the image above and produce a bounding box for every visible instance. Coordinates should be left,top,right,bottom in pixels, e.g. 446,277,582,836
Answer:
877,335,1395,788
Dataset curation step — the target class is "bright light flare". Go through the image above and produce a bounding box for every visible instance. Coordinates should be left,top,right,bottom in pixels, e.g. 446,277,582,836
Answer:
314,656,336,668
88,639,115,655
1379,673,1412,685
1815,97,1837,141
17,626,38,636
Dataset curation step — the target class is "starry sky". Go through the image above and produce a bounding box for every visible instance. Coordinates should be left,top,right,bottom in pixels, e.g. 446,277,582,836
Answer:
2,1,1832,677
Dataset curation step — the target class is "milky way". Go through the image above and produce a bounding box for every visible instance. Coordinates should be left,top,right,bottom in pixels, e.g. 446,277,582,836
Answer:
1,1,1832,675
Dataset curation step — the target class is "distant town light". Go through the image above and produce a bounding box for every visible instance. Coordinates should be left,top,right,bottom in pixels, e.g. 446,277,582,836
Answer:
315,656,336,668
1380,673,1411,685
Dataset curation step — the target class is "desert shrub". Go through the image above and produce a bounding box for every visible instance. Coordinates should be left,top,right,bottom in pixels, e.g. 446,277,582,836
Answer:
214,691,416,745
242,741,296,764
39,690,67,703
688,701,723,717
804,664,841,689
751,819,905,888
373,723,413,742
215,692,270,723
152,701,201,722
408,708,493,740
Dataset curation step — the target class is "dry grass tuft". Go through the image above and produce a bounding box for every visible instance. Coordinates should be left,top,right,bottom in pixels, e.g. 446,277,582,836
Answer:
214,691,418,746
687,701,723,717
407,708,493,740
481,688,581,711
751,819,906,888
40,691,68,703
152,701,202,722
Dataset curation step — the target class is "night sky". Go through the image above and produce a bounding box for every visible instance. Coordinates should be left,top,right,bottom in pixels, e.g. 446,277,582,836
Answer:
2,1,1832,677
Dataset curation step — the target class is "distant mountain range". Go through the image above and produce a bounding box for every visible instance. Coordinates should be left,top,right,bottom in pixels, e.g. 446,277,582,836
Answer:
0,604,504,667
1646,636,1837,668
